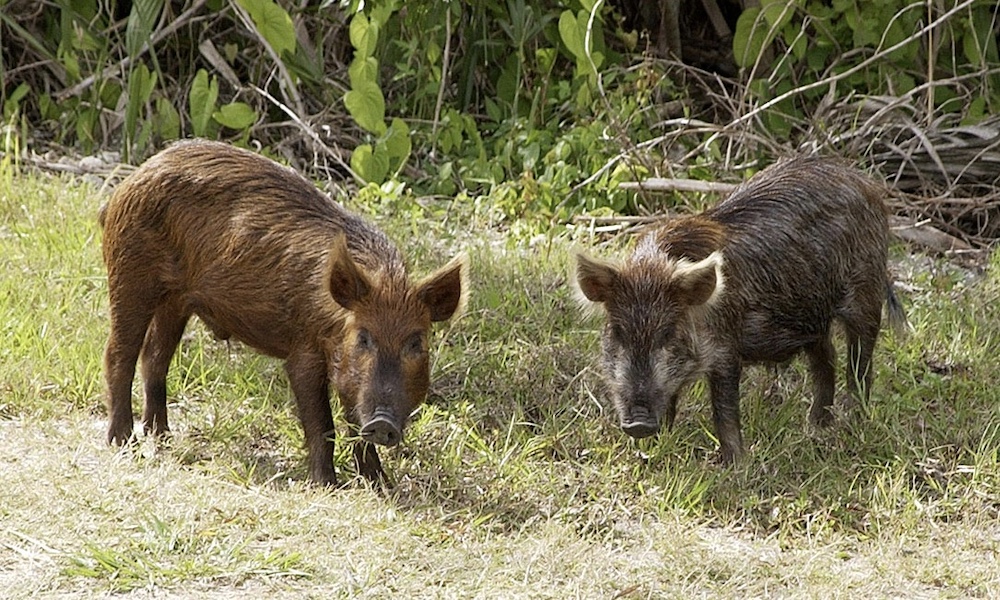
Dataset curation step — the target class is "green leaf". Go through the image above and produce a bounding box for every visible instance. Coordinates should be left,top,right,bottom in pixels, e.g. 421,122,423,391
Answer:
155,97,180,140
39,94,57,121
131,64,157,102
761,0,794,31
60,49,81,81
496,60,518,105
733,7,766,68
125,63,157,157
3,82,30,120
961,97,987,125
237,0,296,56
125,0,164,58
350,143,389,184
134,120,154,155
559,10,583,59
349,12,378,57
76,107,99,152
348,56,379,89
213,102,257,130
536,47,556,75
369,0,399,27
189,69,219,137
282,43,324,85
590,50,604,71
344,81,386,135
384,118,411,160
806,43,830,71
426,40,441,68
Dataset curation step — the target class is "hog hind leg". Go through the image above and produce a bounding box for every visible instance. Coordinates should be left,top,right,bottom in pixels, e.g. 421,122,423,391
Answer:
140,299,191,436
105,291,158,446
844,318,880,403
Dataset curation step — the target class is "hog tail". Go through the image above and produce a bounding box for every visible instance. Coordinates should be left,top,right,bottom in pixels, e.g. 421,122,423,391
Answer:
97,203,108,229
885,279,910,339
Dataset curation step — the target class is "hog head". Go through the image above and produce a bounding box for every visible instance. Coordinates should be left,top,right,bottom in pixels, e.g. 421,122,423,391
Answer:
574,247,724,439
325,234,468,479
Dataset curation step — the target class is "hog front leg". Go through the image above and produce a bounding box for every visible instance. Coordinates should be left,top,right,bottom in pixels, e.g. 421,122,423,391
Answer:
709,361,744,464
285,351,337,486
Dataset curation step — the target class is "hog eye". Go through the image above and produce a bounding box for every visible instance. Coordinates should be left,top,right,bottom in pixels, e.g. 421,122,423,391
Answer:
356,328,375,351
653,322,676,348
653,330,670,349
403,332,426,356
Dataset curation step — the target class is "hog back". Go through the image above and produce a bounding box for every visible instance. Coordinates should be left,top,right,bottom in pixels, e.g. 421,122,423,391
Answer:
700,157,889,362
101,142,401,357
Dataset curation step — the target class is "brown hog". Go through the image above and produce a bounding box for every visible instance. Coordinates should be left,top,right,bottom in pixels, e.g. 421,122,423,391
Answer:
574,157,906,463
100,139,468,485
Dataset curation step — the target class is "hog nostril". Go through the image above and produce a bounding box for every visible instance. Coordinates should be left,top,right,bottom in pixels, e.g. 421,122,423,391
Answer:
382,428,400,446
360,415,402,447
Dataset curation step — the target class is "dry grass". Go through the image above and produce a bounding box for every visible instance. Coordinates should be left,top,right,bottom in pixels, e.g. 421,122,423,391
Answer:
3,415,999,598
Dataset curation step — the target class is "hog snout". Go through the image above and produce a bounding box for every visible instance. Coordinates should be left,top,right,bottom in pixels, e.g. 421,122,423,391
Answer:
616,371,664,438
620,405,659,439
360,410,402,447
621,407,660,439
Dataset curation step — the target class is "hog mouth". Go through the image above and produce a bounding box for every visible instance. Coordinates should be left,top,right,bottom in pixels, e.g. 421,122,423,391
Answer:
359,408,403,447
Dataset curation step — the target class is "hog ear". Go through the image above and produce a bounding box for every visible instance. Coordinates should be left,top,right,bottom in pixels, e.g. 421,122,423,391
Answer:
325,234,372,311
672,251,724,306
573,252,618,305
417,253,469,322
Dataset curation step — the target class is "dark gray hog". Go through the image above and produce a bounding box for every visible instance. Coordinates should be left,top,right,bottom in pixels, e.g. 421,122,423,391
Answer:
574,156,906,462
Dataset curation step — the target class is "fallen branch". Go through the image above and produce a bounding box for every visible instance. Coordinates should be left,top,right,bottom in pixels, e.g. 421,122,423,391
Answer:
619,178,737,194
889,216,973,253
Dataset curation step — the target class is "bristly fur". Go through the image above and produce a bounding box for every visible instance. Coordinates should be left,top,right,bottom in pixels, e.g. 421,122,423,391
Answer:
650,214,727,262
572,244,727,315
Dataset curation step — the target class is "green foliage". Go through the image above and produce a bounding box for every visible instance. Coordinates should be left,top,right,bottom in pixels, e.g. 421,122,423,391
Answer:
3,83,30,122
732,0,1000,136
124,63,157,160
1,0,996,227
125,0,164,59
558,0,607,85
189,69,220,139
343,3,415,184
733,0,795,69
213,101,257,130
237,0,297,56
